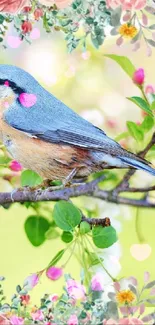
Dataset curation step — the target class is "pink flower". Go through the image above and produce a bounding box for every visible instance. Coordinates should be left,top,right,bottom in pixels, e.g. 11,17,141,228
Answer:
21,21,33,34
66,279,86,300
10,316,24,325
0,315,11,325
46,266,63,281
119,318,144,324
38,0,73,9
31,309,44,321
23,273,39,290
49,294,59,302
103,319,117,325
133,68,145,85
68,314,78,325
0,0,30,13
106,0,146,10
91,273,104,291
10,160,23,172
20,294,30,305
145,85,155,94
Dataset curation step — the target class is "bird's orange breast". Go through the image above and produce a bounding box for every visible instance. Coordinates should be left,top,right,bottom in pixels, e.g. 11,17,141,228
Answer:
0,118,96,180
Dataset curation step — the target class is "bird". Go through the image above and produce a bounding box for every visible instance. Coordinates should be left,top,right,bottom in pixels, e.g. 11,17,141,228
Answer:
0,64,155,187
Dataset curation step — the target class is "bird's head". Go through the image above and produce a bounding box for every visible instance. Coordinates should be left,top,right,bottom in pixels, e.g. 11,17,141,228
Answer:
0,64,41,112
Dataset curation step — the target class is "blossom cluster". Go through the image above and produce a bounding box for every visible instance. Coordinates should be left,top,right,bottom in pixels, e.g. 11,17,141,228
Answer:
0,271,155,324
0,0,154,54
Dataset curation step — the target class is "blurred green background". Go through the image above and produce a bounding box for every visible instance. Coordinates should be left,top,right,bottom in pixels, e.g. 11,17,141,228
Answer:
0,25,155,304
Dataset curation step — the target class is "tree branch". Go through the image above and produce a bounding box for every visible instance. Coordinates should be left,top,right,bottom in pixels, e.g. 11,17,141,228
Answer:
0,134,155,209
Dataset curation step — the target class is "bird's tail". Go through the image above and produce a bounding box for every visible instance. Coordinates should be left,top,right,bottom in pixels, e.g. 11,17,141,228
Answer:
118,153,155,176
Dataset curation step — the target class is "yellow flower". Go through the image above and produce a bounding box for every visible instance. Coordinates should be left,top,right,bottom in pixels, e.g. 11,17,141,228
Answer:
116,290,135,304
119,24,138,38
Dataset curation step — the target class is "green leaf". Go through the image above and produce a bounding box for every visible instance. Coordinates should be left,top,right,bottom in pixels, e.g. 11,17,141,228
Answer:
53,201,82,231
24,216,50,247
149,24,155,30
92,226,117,248
91,27,105,49
85,250,103,266
144,280,155,289
80,221,91,234
21,170,43,187
141,116,154,132
127,96,153,117
0,15,4,24
110,6,122,27
104,54,136,78
127,121,144,141
61,231,73,243
147,39,155,47
151,101,155,110
48,249,65,268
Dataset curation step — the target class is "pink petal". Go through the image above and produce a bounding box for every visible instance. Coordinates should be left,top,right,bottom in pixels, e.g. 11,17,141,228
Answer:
142,13,148,25
116,36,123,46
152,32,155,41
113,281,120,291
139,303,145,315
146,46,152,57
19,93,37,108
123,12,131,21
132,41,141,52
150,287,155,295
128,276,138,286
144,271,150,283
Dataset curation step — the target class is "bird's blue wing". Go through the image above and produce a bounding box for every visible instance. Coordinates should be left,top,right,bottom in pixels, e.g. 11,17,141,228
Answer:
3,82,121,152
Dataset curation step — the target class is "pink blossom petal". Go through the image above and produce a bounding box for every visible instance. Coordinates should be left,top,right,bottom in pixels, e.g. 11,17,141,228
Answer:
128,276,138,286
7,36,22,48
145,85,155,94
152,32,155,41
144,271,150,283
119,306,128,316
142,12,148,25
30,28,40,40
150,287,155,295
113,281,120,291
116,36,123,46
4,81,9,87
139,303,145,315
132,41,141,52
46,267,63,281
146,46,152,57
123,11,131,21
67,314,78,325
19,93,37,108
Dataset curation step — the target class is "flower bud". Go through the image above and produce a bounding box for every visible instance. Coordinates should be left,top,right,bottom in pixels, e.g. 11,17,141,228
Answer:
21,21,32,34
133,68,145,85
10,160,23,172
46,266,63,281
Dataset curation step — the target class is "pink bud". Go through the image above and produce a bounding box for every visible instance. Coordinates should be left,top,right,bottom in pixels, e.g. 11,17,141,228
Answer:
145,84,155,94
67,314,78,325
91,273,104,291
46,266,63,281
4,81,9,87
10,160,23,172
31,310,44,321
133,68,145,85
23,273,39,290
10,316,24,325
49,294,59,302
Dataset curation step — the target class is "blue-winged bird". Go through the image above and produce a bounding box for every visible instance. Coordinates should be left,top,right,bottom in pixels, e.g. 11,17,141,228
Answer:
0,64,154,185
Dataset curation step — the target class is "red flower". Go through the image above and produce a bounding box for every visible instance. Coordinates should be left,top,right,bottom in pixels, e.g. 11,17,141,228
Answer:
10,160,23,172
0,0,30,13
21,21,33,34
20,295,30,306
23,6,32,12
34,8,43,20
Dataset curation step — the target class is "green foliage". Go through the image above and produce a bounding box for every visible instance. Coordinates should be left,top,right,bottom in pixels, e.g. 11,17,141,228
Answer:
80,221,91,234
47,249,65,268
61,231,74,243
127,121,144,141
24,216,50,247
105,54,136,78
141,116,154,132
127,97,153,117
53,201,82,231
92,226,117,248
21,170,43,187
